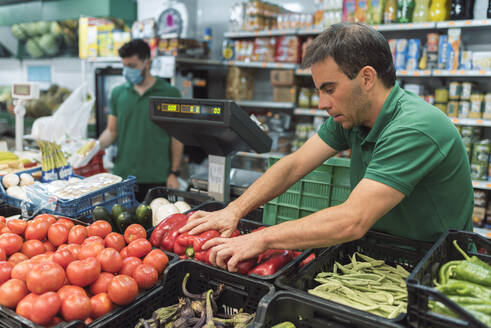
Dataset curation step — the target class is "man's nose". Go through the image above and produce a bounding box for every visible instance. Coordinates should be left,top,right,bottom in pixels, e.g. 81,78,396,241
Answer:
319,94,332,112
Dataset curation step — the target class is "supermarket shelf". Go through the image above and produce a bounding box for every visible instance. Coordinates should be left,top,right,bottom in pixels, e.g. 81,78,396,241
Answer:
159,33,179,39
396,69,432,77
236,100,295,109
224,29,298,38
235,151,286,159
436,19,491,29
86,57,121,63
297,28,325,35
295,68,311,76
474,227,491,238
175,57,224,66
433,69,491,77
294,108,329,117
472,180,491,190
449,117,491,127
373,22,436,31
226,60,297,69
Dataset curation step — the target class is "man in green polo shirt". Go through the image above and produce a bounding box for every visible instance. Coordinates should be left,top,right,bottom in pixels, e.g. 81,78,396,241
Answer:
97,39,183,201
180,23,473,273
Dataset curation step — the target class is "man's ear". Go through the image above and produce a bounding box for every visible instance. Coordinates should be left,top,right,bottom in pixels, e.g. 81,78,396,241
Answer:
359,66,376,91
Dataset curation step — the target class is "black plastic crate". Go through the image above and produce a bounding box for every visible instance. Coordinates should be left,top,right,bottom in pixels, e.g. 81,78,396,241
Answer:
143,186,213,209
253,290,406,328
149,200,315,282
406,230,491,328
0,200,21,218
93,259,275,328
275,230,433,327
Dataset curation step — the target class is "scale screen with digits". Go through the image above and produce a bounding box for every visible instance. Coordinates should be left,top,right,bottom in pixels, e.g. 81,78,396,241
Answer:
149,97,272,201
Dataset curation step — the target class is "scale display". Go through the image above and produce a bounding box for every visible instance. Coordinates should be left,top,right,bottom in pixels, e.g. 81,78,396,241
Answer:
157,103,222,115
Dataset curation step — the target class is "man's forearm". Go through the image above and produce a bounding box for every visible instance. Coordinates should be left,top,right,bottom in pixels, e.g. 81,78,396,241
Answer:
98,129,116,149
170,138,184,171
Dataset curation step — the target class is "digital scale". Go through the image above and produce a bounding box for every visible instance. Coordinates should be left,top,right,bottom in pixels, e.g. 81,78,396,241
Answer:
149,97,272,202
11,83,40,153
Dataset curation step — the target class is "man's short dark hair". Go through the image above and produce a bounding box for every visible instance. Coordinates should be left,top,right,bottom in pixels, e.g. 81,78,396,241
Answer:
302,23,396,88
118,39,150,61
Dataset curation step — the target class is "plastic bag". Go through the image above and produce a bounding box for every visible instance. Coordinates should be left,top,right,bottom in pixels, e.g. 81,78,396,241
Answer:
31,83,94,143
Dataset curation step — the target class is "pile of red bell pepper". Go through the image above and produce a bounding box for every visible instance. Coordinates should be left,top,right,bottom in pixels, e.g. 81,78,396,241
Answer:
149,213,315,276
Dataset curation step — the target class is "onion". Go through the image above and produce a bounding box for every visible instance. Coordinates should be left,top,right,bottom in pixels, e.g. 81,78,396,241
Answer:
19,173,34,186
174,201,191,213
2,173,19,189
154,203,179,226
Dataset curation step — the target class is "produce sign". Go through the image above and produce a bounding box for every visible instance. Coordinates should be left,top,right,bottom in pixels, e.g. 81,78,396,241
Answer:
0,214,169,325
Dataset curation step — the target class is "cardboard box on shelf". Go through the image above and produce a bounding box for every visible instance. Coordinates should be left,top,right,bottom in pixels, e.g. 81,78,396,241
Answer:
273,86,297,103
226,67,255,101
270,70,295,86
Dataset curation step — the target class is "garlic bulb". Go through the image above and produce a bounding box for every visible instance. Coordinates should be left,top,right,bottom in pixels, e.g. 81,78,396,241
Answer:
2,173,19,189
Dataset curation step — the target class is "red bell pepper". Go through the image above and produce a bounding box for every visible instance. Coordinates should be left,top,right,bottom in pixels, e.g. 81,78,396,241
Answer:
236,258,257,274
194,249,212,264
231,229,241,237
248,250,295,276
299,253,316,268
160,220,187,251
149,213,187,247
174,230,220,257
257,249,290,263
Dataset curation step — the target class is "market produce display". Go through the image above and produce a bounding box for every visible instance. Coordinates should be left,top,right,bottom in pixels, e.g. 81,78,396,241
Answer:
0,151,38,175
150,196,191,226
0,214,169,325
308,252,409,319
429,240,491,326
135,273,255,328
150,213,306,276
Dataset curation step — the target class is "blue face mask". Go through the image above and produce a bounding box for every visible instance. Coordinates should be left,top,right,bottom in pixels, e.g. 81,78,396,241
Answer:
123,60,146,85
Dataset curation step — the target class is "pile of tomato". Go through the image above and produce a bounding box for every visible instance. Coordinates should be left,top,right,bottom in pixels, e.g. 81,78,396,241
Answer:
0,214,169,326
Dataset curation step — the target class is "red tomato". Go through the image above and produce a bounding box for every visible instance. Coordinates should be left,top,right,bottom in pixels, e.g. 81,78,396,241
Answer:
104,232,125,252
124,224,146,244
126,239,152,258
143,249,169,274
0,248,5,261
0,278,27,308
68,225,88,244
33,214,57,225
30,291,61,325
0,216,6,229
78,242,105,260
83,235,105,246
16,293,38,319
0,261,12,284
43,240,56,252
107,275,139,306
30,253,53,264
97,248,123,273
61,293,91,321
57,285,87,302
89,272,114,295
11,260,33,281
88,221,112,239
21,240,45,258
52,248,76,269
8,252,28,266
24,220,49,241
0,233,23,255
6,219,27,235
120,257,143,276
66,244,81,260
47,223,69,246
26,262,65,294
120,246,129,258
66,257,101,287
1,227,11,234
90,292,114,319
133,264,158,290
56,217,74,230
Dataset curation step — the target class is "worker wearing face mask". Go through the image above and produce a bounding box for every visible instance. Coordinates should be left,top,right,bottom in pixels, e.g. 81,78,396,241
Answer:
97,39,184,201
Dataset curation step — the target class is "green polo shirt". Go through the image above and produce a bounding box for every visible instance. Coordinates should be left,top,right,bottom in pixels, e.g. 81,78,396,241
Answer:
110,78,180,184
318,82,473,242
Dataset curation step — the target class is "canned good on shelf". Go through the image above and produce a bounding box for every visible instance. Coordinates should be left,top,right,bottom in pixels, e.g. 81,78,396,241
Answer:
448,82,461,100
447,101,459,117
469,93,484,119
458,101,471,118
435,88,449,103
461,82,474,100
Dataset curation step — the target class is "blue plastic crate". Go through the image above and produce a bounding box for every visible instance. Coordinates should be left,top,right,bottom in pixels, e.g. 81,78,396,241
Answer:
0,168,137,221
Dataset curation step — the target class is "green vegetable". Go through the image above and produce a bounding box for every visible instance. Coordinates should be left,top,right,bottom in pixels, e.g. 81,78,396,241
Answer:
116,211,133,234
11,24,28,40
271,322,296,328
35,21,51,35
111,204,126,221
92,206,118,232
135,204,152,229
25,38,44,58
39,33,60,56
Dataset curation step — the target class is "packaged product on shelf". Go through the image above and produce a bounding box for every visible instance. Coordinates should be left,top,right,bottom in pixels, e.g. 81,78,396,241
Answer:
483,93,491,119
228,2,245,32
354,0,368,22
425,94,435,104
404,83,424,95
235,40,254,61
412,0,430,22
461,82,474,100
448,81,462,100
426,33,440,53
388,39,397,61
469,93,484,118
463,139,472,160
131,18,157,39
396,0,416,23
471,51,491,70
434,103,447,112
226,67,255,101
460,50,473,70
367,0,384,24
395,39,409,70
461,126,482,143
435,88,449,103
270,70,295,86
298,88,311,108
437,35,449,69
406,39,421,70
301,37,314,62
252,37,276,62
275,36,301,63
472,190,487,227
450,0,474,19
447,100,459,117
429,0,449,21
222,39,235,60
313,116,325,131
447,28,461,70
113,31,131,54
273,86,297,103
343,0,357,22
311,89,320,108
458,100,471,118
471,140,490,180
384,0,398,23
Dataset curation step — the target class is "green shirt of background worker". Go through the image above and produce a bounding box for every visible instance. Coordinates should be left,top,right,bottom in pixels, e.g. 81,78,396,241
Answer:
180,23,474,273
97,39,184,201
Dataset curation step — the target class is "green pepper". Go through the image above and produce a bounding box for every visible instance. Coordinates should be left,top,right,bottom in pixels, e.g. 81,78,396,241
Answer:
466,309,491,327
271,322,296,328
439,260,461,284
463,304,491,315
429,300,457,318
453,240,491,272
437,279,491,300
454,260,491,287
449,296,491,306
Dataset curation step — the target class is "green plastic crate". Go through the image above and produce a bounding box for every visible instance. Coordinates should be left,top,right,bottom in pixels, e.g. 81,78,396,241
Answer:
263,156,351,225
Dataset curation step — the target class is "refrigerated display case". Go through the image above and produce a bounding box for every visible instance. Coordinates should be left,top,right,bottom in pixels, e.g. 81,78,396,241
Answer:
94,66,125,137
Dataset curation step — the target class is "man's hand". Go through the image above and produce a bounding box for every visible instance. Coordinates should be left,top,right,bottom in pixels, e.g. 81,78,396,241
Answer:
179,206,240,237
202,232,267,272
166,174,179,189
